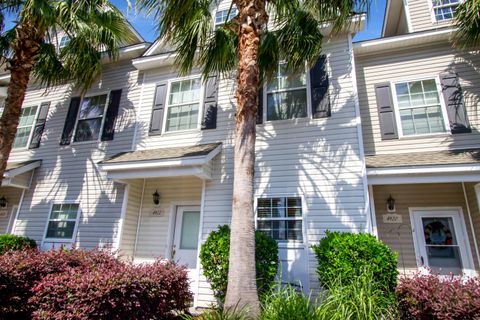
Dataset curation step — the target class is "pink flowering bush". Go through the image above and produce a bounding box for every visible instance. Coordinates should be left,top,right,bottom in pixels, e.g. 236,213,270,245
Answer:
0,249,191,320
396,272,480,320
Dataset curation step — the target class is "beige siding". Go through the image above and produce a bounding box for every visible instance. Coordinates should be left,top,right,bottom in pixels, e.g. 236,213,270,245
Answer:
10,60,141,249
356,42,480,155
407,0,454,32
118,179,143,258
373,183,479,275
0,187,23,234
464,182,480,267
134,176,202,261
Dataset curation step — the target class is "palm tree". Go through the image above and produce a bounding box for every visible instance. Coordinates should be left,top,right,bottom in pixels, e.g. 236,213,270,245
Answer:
454,0,480,49
136,0,368,316
0,0,135,184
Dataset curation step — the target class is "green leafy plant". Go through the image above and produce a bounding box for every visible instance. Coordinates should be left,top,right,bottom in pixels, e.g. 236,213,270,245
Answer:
0,234,37,254
199,225,278,303
312,231,398,295
183,306,249,320
261,285,317,320
316,268,397,320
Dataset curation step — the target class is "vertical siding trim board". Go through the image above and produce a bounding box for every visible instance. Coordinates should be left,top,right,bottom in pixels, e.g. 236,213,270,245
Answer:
9,189,25,235
368,185,379,237
114,184,130,253
194,180,206,308
133,179,146,257
463,182,480,268
402,0,414,32
348,33,370,234
132,72,147,150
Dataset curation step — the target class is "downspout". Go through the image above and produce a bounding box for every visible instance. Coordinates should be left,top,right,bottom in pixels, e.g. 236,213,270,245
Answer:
194,180,207,308
133,178,146,259
462,182,480,269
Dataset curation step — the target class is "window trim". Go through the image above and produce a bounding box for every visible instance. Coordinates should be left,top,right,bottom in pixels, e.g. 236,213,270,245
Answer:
213,5,238,29
262,62,313,123
428,0,462,23
71,91,110,144
254,195,307,248
12,104,41,150
390,75,450,138
59,35,70,49
42,201,81,243
161,74,205,134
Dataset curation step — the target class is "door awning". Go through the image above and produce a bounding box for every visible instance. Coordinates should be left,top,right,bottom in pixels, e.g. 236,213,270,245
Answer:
2,160,41,189
99,143,222,181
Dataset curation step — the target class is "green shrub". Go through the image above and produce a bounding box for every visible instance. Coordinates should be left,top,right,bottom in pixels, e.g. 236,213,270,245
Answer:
316,268,397,320
199,225,279,303
0,234,36,254
312,231,398,295
261,285,317,320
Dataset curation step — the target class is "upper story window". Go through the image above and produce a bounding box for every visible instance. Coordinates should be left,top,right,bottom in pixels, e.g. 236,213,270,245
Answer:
13,105,39,149
256,197,303,242
393,78,447,136
45,203,79,240
432,0,459,21
59,35,70,49
215,7,238,28
266,64,308,121
74,94,108,142
165,78,202,132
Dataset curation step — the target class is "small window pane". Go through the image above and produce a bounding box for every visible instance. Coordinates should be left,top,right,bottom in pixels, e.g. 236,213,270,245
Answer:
79,95,107,119
166,103,199,131
74,118,102,142
267,90,307,121
46,221,76,239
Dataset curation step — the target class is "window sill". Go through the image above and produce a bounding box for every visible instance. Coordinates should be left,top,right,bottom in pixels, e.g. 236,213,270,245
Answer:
43,238,74,243
278,242,306,249
159,128,200,136
399,132,451,140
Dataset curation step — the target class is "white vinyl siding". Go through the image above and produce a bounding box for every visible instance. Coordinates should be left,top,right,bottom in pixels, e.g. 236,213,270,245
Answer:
392,78,448,136
13,105,38,149
165,78,202,132
256,197,303,242
266,64,308,121
45,203,79,240
432,0,459,21
74,94,108,142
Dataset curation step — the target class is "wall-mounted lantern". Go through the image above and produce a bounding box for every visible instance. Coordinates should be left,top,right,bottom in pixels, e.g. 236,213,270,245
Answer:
152,190,160,206
386,194,396,213
0,196,8,209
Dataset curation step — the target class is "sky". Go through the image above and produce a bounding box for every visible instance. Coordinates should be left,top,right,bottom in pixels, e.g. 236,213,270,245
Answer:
109,0,388,43
4,0,387,43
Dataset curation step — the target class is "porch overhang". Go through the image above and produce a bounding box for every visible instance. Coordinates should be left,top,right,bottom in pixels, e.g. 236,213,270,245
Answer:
366,149,480,185
2,160,41,189
99,143,222,181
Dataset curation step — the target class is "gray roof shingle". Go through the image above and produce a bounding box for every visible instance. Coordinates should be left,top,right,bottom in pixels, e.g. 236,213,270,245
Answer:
101,143,222,164
366,149,480,169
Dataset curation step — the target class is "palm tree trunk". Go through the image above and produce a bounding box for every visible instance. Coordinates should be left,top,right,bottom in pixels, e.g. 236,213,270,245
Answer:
225,1,267,317
0,23,41,185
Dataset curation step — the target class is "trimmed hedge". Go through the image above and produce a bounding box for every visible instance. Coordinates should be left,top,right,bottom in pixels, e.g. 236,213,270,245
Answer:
0,234,37,254
397,272,480,320
0,249,191,320
199,225,279,303
312,231,398,294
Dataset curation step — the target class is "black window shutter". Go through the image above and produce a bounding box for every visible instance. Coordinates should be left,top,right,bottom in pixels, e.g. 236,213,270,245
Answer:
60,97,81,145
201,76,218,130
310,55,331,118
149,83,167,135
256,87,263,124
375,82,398,140
101,89,122,141
29,101,51,149
440,73,471,134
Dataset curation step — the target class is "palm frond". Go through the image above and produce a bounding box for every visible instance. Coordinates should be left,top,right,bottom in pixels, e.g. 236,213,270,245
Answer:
258,31,279,83
454,0,480,49
199,25,238,79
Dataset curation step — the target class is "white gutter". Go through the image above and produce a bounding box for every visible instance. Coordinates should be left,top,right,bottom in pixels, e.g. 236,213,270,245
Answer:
367,163,480,176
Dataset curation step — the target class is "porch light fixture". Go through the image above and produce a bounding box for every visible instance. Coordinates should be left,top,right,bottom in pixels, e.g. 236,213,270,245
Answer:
152,190,160,206
0,196,7,209
386,195,396,213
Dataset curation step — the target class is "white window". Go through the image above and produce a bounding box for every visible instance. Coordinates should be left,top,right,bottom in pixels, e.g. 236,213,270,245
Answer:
215,7,238,28
45,203,80,240
59,35,70,49
256,197,303,242
74,94,108,142
432,0,459,21
393,78,448,136
266,64,308,121
165,78,202,132
13,105,39,149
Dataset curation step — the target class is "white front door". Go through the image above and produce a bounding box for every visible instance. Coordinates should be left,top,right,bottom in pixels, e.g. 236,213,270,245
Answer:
173,206,201,269
411,209,475,276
